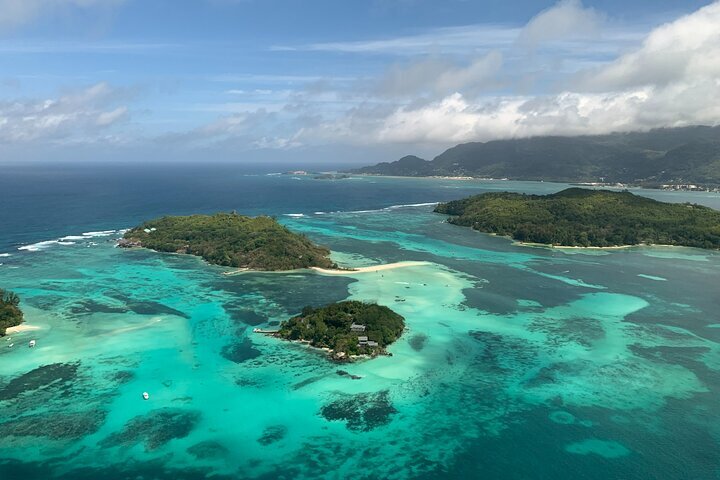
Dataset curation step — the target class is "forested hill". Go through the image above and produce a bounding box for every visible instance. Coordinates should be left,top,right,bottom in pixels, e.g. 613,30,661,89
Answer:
354,126,720,185
121,213,335,271
434,188,720,249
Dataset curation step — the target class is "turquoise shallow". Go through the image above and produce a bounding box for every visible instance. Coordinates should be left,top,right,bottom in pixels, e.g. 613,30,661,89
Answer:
1,167,719,479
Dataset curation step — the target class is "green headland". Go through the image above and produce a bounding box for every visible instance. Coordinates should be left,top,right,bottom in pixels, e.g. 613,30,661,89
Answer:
275,301,405,361
435,187,720,248
121,212,335,271
0,289,23,336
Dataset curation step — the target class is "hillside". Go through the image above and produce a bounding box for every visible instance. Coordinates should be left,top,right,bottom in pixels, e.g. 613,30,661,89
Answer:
121,213,335,271
354,126,720,185
434,188,720,248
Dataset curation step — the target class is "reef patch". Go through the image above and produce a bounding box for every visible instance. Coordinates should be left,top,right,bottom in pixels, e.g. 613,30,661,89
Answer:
101,408,200,451
320,390,397,432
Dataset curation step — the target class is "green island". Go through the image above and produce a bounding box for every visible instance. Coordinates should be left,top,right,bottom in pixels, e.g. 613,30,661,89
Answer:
0,289,23,336
120,212,335,271
434,188,720,249
274,301,405,361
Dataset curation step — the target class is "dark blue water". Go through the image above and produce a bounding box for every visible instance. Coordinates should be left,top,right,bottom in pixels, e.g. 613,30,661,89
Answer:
0,163,550,251
3,163,719,254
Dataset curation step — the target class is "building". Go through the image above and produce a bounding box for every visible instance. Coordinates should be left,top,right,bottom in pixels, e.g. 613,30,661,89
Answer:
357,336,368,345
350,323,366,332
366,341,379,347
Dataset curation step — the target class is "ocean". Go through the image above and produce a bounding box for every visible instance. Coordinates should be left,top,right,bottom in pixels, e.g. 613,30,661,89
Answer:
1,164,719,479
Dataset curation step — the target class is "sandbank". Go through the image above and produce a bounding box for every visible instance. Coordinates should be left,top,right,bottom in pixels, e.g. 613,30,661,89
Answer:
311,261,429,275
5,323,42,334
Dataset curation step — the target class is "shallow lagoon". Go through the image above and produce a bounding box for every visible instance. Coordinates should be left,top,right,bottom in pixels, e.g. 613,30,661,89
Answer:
0,172,719,479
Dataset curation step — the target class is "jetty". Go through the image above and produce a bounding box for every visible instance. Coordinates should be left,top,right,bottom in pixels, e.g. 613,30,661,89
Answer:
253,328,280,334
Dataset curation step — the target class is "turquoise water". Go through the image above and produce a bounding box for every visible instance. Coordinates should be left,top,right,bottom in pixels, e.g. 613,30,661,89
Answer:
1,172,719,479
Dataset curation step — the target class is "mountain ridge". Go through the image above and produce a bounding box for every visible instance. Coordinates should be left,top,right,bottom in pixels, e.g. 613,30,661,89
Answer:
353,126,720,186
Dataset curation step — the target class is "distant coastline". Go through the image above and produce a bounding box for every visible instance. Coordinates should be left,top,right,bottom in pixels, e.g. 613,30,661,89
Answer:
351,126,720,189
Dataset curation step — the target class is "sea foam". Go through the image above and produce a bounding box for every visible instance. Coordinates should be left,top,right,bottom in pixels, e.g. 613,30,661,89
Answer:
18,229,121,253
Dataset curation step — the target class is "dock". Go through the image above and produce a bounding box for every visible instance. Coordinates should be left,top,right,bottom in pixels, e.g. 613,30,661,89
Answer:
253,328,280,334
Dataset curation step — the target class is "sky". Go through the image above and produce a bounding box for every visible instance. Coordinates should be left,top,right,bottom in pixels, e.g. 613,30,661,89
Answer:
0,0,719,166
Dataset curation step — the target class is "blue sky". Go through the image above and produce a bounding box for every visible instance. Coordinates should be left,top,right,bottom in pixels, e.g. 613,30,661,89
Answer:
1,0,718,165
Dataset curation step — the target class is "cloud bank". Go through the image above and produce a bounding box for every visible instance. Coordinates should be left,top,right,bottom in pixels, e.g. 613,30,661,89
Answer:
1,0,719,161
0,83,130,144
289,1,720,146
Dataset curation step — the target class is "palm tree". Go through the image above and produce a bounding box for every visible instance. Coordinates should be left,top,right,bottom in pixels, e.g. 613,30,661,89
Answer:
1,289,20,307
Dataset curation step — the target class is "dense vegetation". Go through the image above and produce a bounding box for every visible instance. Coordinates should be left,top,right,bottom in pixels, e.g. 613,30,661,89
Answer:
276,301,405,359
0,289,23,336
354,126,720,186
122,213,335,271
435,188,720,248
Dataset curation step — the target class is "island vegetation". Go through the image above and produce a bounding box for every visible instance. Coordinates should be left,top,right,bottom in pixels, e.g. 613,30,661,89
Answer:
121,212,335,271
434,188,720,249
0,289,24,336
314,173,350,180
275,301,405,361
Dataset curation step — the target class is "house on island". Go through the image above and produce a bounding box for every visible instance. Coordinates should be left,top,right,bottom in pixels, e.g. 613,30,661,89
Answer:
350,323,366,332
357,336,379,348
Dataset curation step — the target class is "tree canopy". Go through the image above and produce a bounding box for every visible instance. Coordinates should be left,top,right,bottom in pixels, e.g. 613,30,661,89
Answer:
0,289,24,336
276,301,405,358
122,212,334,271
435,188,720,248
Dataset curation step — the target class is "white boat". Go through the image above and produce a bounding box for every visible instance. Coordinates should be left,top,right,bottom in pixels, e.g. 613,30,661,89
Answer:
29,340,36,348
142,392,150,400
8,343,13,348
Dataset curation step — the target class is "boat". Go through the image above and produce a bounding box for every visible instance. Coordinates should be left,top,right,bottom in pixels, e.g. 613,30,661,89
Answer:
29,340,36,348
8,343,13,348
142,392,150,400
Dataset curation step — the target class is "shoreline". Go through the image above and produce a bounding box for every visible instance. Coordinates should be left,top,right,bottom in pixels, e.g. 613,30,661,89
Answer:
475,232,702,252
513,240,685,250
5,323,42,334
310,261,429,275
262,333,383,364
222,261,429,276
353,173,720,192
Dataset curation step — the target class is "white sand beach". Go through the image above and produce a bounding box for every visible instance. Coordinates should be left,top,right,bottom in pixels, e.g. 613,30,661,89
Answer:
311,261,429,275
5,323,42,334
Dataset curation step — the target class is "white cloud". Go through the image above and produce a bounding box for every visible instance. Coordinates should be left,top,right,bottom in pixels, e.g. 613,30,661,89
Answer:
0,83,131,143
574,1,720,91
302,1,720,146
272,24,520,55
4,1,715,160
519,0,604,46
0,0,125,29
96,106,128,126
377,51,503,96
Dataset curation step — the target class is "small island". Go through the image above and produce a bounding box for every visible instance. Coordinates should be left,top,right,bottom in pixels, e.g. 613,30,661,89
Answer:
313,173,350,180
0,289,24,336
120,212,336,271
274,301,405,361
435,188,720,249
